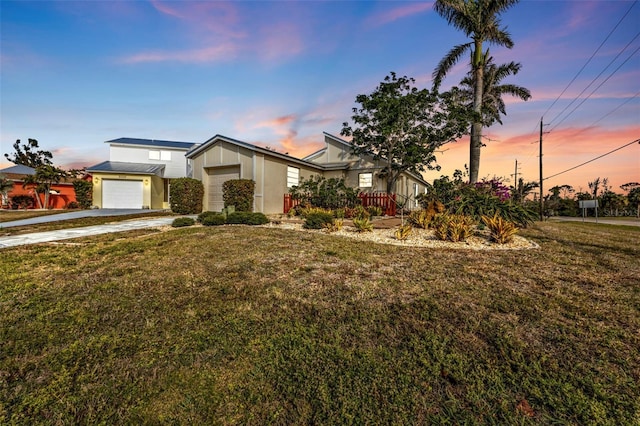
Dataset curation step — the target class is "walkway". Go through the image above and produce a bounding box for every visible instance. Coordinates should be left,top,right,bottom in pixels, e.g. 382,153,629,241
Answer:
0,217,180,249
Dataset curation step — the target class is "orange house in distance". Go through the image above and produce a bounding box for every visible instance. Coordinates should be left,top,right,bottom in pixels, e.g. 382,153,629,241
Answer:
0,164,90,209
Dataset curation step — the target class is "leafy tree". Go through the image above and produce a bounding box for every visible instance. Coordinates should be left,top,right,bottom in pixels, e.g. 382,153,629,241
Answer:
0,174,14,207
458,56,530,128
290,175,360,210
627,187,640,218
510,178,538,204
620,182,640,193
23,165,68,209
341,72,468,194
432,0,519,183
4,139,53,167
588,177,608,199
72,179,93,209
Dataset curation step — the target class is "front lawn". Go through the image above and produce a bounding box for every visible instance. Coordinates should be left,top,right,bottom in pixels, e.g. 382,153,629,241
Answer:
1,222,638,424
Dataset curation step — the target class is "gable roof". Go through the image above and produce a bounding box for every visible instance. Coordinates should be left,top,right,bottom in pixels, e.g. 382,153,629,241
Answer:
186,134,349,171
86,161,165,176
0,164,36,176
106,137,197,150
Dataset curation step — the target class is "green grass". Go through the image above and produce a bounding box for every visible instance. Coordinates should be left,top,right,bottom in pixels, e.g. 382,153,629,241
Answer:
1,222,639,424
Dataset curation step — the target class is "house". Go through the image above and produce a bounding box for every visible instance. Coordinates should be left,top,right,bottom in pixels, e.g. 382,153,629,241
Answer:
186,132,429,214
87,138,197,209
0,164,85,209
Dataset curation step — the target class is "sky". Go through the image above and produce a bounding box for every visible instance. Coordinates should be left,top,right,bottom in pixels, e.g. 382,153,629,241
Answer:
1,0,639,196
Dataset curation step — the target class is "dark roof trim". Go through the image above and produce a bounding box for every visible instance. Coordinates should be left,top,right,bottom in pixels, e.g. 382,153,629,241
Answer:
320,132,430,186
186,134,347,171
106,137,197,150
86,161,165,176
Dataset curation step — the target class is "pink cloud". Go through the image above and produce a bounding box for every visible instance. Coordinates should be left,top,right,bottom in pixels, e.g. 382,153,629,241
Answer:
121,44,236,64
366,2,433,27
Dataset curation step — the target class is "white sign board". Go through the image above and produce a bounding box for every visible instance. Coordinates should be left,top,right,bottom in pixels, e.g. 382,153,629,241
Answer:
579,200,598,209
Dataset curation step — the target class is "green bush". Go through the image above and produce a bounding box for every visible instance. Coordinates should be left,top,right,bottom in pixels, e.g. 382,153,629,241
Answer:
223,179,255,212
201,214,226,226
170,178,204,214
197,211,219,223
352,216,374,233
303,212,335,229
367,205,383,217
10,195,35,209
226,212,269,225
72,179,93,209
432,213,475,242
289,175,360,210
171,217,195,228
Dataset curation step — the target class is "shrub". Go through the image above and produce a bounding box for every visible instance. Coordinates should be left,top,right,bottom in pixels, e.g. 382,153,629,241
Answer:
226,212,269,225
432,213,475,242
72,179,93,209
353,205,370,220
394,224,412,241
10,195,35,210
408,201,445,229
223,179,255,212
172,217,195,227
303,212,335,229
482,214,519,244
66,201,80,209
323,219,343,233
289,175,360,210
201,214,226,226
198,211,218,223
298,206,333,219
170,178,204,214
352,217,373,233
367,205,384,217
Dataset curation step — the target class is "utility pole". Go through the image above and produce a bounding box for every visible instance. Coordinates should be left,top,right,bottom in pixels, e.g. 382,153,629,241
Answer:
539,118,544,221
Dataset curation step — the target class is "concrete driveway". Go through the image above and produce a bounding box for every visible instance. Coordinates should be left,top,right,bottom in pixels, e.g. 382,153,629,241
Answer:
0,209,164,228
0,216,184,249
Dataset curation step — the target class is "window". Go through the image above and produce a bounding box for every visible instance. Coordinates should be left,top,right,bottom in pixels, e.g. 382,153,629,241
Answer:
359,172,373,188
149,150,171,161
287,166,299,188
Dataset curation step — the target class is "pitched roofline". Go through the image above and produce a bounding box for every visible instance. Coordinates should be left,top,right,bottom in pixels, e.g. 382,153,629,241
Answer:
106,137,196,151
186,134,348,171
320,132,430,186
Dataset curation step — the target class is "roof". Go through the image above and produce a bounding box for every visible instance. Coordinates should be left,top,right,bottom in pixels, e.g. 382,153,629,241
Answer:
0,164,36,176
186,134,347,171
106,137,197,150
86,161,165,176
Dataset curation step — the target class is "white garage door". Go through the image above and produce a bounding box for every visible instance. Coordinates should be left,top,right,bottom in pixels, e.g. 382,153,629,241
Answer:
102,179,144,209
207,166,240,211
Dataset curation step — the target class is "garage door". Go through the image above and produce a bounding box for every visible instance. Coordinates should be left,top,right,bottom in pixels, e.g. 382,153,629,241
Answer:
102,179,144,209
207,166,239,211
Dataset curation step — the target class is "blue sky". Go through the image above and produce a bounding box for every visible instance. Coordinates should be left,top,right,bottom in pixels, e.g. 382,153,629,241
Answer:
1,0,638,193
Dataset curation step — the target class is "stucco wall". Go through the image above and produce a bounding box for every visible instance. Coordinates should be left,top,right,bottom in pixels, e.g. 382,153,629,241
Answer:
110,145,188,179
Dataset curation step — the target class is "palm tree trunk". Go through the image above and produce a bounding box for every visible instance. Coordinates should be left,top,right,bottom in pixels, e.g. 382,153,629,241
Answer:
469,40,484,183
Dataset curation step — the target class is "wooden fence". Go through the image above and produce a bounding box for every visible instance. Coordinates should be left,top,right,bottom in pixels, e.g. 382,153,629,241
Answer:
283,193,397,216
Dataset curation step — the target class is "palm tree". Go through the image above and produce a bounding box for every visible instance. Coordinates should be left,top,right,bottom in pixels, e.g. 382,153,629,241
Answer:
432,0,519,183
458,55,531,127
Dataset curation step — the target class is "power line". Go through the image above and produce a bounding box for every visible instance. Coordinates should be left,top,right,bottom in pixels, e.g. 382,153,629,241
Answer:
543,139,640,181
541,0,638,120
548,36,640,132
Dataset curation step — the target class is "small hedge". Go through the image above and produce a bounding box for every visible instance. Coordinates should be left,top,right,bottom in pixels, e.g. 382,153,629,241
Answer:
201,214,226,226
303,212,334,229
198,211,219,223
226,212,269,225
223,179,255,212
170,178,204,215
171,217,195,228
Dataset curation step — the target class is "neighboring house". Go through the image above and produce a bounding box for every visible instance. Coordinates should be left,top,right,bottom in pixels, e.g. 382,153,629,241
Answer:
0,164,85,209
186,132,429,214
87,138,197,209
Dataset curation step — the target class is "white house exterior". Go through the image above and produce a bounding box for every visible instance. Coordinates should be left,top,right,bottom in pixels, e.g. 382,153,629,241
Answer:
87,138,196,209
